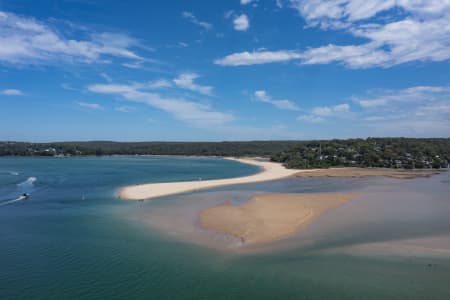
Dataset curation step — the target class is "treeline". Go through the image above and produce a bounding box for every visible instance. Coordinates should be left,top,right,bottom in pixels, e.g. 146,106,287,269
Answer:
0,141,298,157
270,138,450,169
1,138,449,169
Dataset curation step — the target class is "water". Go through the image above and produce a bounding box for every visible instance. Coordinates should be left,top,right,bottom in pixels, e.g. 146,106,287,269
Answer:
1,156,450,299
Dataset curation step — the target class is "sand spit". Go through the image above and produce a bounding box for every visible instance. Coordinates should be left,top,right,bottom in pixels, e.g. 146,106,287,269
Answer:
118,158,300,200
200,193,363,245
294,167,442,179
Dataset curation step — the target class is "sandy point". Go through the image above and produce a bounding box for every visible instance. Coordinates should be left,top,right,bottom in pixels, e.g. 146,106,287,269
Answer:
118,157,300,200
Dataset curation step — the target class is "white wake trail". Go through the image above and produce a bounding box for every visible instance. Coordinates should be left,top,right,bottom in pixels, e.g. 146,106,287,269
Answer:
0,196,27,207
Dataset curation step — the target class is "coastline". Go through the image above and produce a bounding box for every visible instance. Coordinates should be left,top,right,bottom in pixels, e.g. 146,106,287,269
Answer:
118,157,300,200
118,158,444,201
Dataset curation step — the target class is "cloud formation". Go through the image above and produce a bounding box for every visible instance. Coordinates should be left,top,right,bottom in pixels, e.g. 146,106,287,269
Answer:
233,14,250,31
181,12,212,30
88,83,232,127
0,11,143,66
0,89,23,96
298,103,350,122
254,90,300,111
216,1,450,68
173,73,213,96
215,50,302,66
76,101,103,110
354,84,450,137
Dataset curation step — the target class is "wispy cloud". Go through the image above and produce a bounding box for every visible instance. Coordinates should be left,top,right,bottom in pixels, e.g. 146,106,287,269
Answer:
76,101,103,110
146,79,173,89
297,115,324,123
216,1,450,68
181,12,212,30
0,88,23,96
88,83,232,127
233,14,250,31
115,105,135,113
352,84,450,136
354,86,450,108
298,103,350,122
254,90,300,111
240,0,257,5
215,50,302,66
0,10,144,66
173,73,213,96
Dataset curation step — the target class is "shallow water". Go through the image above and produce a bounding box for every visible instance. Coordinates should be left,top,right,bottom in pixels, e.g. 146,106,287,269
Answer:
1,157,450,299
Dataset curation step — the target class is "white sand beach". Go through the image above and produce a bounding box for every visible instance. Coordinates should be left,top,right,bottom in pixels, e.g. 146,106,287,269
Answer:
118,158,300,200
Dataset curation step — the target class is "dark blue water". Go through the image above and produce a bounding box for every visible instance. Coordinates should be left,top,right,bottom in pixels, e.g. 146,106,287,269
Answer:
1,157,449,300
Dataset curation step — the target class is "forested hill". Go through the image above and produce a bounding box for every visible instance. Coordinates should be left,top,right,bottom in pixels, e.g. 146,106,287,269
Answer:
271,138,450,169
1,138,449,169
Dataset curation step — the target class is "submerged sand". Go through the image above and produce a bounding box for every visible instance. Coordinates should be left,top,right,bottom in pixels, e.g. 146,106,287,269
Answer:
119,158,300,200
200,193,363,245
294,167,441,179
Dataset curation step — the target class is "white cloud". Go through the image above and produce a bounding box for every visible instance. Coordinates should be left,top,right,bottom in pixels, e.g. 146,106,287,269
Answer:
0,11,143,66
146,79,173,89
233,14,250,31
240,0,256,4
100,73,112,82
354,85,450,108
311,103,349,116
254,90,300,111
181,12,212,30
297,115,323,123
0,88,23,96
289,0,450,26
353,84,450,136
173,73,213,96
217,1,450,68
115,105,135,113
298,103,350,122
88,83,232,127
215,50,302,66
76,101,103,110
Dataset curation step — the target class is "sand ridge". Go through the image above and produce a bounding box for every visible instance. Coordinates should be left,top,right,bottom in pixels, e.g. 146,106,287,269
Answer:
200,193,363,245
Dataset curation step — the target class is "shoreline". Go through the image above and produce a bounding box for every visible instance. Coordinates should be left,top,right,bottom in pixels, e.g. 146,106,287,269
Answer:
118,157,300,200
118,158,444,201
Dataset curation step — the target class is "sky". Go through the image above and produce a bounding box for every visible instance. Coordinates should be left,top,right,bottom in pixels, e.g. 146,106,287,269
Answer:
1,0,450,142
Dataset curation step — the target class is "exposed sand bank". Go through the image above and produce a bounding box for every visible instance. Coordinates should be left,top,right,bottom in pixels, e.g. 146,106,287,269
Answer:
294,167,442,179
200,193,363,245
118,158,300,200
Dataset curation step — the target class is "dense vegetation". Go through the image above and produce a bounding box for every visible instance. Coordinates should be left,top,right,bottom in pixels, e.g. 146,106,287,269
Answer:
271,138,450,169
0,141,298,157
1,138,449,169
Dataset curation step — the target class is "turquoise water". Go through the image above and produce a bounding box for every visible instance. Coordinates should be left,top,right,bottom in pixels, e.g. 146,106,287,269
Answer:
1,157,450,299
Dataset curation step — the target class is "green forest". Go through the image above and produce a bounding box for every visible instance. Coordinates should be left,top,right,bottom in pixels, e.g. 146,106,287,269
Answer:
1,138,449,169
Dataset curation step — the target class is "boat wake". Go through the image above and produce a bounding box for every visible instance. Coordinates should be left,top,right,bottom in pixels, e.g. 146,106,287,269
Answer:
17,177,37,187
0,195,27,207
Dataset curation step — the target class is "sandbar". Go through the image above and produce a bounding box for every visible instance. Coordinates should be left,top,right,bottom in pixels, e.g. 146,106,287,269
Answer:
294,167,441,179
200,193,363,245
118,158,300,200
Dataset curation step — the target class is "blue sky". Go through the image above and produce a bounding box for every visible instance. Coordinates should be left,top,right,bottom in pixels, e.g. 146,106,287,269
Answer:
1,0,450,141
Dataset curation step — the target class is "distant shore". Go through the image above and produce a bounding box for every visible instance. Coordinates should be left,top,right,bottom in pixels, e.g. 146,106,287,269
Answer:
293,167,442,179
118,158,300,200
